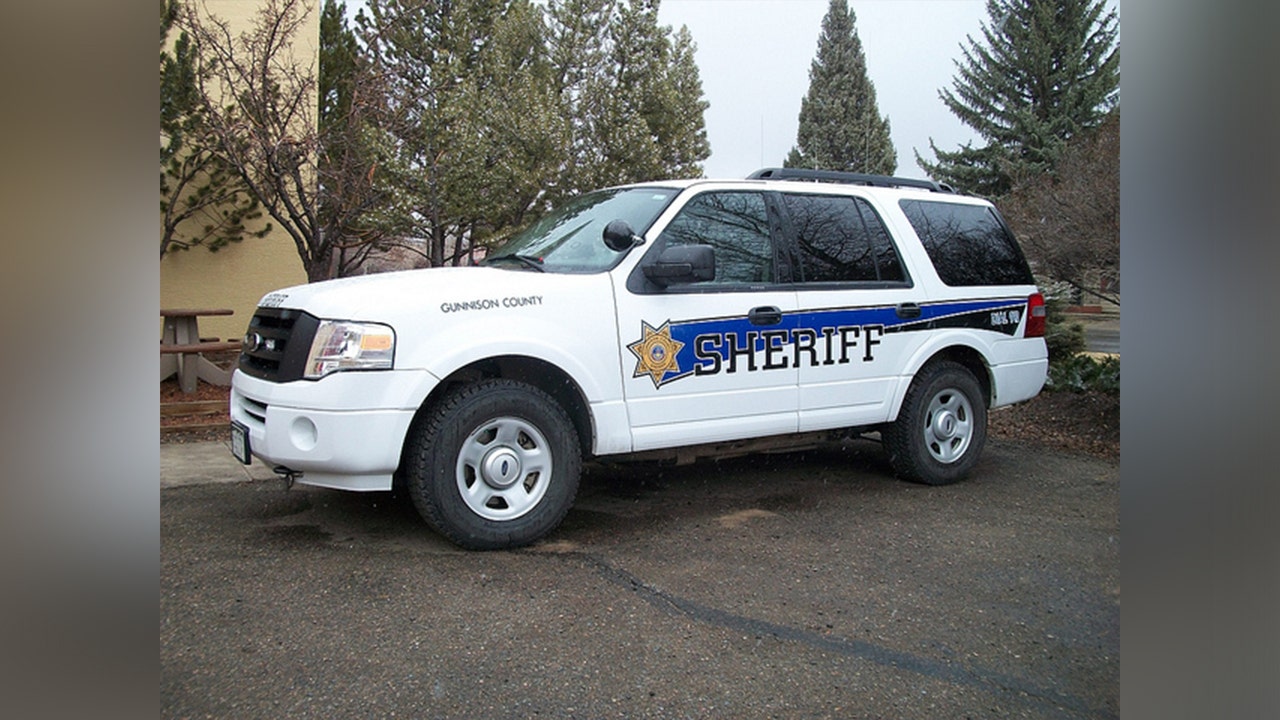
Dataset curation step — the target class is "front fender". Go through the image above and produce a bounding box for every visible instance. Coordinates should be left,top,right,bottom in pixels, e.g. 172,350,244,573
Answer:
397,310,624,406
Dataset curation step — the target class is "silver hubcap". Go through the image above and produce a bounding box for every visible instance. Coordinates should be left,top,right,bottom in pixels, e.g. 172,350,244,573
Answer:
923,389,973,464
456,416,552,521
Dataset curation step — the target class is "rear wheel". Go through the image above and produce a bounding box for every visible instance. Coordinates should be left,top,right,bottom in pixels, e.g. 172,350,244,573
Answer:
405,379,581,550
884,360,987,485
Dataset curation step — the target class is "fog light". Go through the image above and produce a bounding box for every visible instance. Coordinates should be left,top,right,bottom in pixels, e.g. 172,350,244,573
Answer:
289,417,318,451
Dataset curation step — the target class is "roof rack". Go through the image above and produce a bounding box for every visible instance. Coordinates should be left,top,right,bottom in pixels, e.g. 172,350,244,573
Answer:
747,167,954,193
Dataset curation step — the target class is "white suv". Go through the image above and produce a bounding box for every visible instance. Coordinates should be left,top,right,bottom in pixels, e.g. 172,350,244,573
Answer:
230,168,1048,549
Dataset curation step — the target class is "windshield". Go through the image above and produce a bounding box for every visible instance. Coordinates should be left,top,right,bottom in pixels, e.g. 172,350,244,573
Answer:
485,187,678,273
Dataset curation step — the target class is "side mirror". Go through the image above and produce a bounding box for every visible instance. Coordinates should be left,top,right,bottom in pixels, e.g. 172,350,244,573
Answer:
602,220,644,252
642,244,715,287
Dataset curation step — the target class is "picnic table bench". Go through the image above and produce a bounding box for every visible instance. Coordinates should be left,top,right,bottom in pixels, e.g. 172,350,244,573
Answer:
160,308,240,393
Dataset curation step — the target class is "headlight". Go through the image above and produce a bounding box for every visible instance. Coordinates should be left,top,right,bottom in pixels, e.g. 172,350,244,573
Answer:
304,320,395,379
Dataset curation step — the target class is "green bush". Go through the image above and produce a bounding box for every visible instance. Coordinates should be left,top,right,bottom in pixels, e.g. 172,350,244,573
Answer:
1032,279,1119,393
1046,354,1120,394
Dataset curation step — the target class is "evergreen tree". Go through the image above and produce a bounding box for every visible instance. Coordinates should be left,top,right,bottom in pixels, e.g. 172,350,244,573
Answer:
361,0,566,266
785,0,895,175
654,26,711,180
317,0,397,276
602,0,670,183
449,0,570,256
319,0,360,135
917,0,1119,196
542,0,614,198
544,0,710,198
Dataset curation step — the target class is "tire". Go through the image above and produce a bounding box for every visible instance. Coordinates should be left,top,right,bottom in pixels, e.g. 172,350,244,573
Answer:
404,379,581,550
884,360,987,486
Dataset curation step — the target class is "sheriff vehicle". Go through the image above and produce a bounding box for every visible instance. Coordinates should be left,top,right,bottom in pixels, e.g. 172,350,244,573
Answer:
230,168,1048,549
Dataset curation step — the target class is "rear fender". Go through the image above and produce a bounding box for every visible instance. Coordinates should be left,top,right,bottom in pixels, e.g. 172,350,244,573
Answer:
886,333,992,421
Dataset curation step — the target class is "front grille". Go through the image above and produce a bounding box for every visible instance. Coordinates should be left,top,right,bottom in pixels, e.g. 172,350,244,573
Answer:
238,307,320,382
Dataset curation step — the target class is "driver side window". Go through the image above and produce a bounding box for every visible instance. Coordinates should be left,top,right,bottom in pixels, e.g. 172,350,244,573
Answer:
657,191,773,285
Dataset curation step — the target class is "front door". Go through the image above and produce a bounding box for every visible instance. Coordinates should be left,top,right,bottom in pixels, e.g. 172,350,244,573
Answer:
612,190,799,452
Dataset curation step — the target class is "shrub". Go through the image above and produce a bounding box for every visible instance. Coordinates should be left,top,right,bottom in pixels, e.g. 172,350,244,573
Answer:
1042,288,1086,362
1029,279,1118,393
1046,353,1120,394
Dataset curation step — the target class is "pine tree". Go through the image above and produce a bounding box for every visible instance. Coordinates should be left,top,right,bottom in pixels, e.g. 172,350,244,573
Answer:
451,0,570,255
785,0,895,175
656,26,711,180
319,0,360,136
544,0,710,197
543,0,616,198
317,0,399,276
599,0,669,184
361,0,566,266
917,0,1119,196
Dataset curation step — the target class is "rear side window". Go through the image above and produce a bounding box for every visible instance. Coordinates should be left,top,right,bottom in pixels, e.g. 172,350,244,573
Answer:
781,194,906,284
899,199,1034,286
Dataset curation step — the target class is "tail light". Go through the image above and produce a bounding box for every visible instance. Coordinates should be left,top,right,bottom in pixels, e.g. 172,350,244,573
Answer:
1024,292,1047,338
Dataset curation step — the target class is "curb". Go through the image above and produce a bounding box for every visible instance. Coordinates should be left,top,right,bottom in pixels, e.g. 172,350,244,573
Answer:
161,439,281,488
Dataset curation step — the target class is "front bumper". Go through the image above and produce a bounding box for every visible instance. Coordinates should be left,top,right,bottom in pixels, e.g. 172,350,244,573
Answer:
230,369,438,491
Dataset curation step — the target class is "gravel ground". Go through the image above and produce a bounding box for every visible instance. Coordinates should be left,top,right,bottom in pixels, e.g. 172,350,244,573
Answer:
162,422,1120,718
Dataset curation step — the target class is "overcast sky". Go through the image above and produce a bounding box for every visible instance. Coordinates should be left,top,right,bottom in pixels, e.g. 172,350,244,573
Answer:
657,0,993,180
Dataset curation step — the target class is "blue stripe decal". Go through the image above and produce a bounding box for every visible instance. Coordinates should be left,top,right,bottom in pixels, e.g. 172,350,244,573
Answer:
627,298,1027,389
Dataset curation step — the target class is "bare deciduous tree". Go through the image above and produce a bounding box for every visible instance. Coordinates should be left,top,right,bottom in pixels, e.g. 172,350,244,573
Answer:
178,0,395,280
161,0,271,257
1002,108,1119,306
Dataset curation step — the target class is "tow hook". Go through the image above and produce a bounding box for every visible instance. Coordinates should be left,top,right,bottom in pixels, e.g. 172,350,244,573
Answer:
272,465,303,490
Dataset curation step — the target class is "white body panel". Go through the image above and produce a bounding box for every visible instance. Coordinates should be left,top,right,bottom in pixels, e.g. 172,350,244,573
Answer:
790,288,926,432
232,268,631,491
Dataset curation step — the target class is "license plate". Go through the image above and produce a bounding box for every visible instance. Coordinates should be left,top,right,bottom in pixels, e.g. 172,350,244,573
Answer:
230,421,251,465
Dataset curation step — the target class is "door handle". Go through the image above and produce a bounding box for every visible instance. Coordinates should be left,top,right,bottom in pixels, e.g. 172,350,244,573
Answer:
895,302,922,319
748,306,783,326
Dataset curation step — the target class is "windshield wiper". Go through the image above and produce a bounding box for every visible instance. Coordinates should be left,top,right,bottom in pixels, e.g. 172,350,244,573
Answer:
484,254,545,272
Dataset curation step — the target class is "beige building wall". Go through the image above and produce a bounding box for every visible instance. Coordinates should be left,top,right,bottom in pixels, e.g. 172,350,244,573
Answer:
160,0,315,342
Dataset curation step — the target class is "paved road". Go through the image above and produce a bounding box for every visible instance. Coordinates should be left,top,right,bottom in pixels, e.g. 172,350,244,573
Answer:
1077,313,1120,355
162,437,1119,719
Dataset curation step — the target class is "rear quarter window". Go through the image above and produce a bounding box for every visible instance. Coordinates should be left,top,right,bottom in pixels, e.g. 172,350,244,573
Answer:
899,199,1034,286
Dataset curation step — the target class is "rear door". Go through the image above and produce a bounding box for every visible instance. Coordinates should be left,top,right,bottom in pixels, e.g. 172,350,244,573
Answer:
775,191,927,431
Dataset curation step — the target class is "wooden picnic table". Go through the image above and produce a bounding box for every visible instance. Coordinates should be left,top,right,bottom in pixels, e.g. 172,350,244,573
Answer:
160,308,240,393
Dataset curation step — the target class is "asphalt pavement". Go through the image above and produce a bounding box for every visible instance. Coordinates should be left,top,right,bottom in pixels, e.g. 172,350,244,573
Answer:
162,435,1119,718
1076,311,1120,356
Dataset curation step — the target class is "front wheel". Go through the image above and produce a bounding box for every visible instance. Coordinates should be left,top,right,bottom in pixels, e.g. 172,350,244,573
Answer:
404,379,581,550
883,361,987,486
